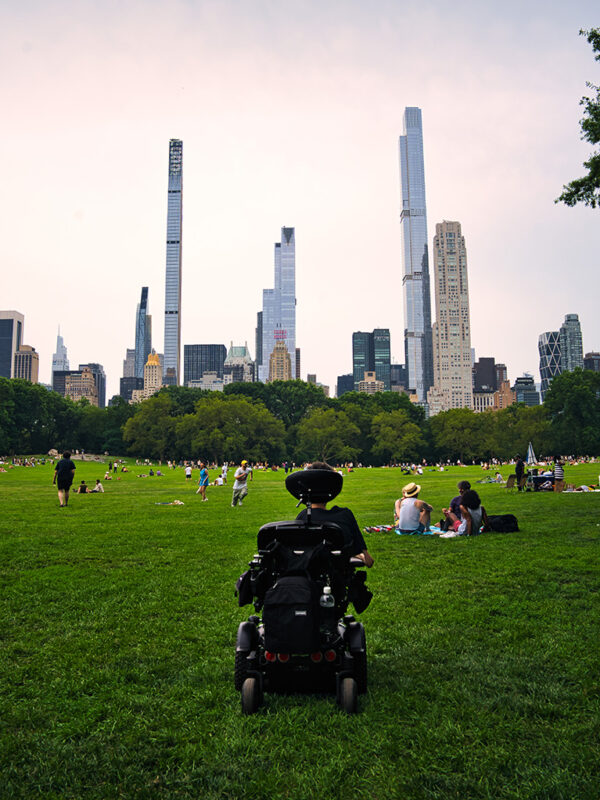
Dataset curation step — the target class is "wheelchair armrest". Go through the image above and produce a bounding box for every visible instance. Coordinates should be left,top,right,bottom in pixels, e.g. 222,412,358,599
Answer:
349,557,365,567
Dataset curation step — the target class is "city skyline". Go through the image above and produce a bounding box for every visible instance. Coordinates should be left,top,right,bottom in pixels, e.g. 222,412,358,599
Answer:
2,1,600,399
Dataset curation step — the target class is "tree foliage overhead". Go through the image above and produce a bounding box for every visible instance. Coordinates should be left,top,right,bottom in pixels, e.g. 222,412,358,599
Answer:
557,28,600,208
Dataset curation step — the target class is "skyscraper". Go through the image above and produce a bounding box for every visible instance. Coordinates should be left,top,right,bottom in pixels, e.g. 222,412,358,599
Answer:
79,363,106,408
399,107,433,400
559,313,583,372
258,227,296,382
183,344,227,385
0,311,24,378
428,221,473,413
352,329,391,391
52,328,69,380
164,139,183,384
538,331,561,399
134,287,152,379
14,345,39,383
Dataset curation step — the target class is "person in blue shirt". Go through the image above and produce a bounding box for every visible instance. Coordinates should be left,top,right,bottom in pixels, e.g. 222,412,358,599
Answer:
197,463,209,501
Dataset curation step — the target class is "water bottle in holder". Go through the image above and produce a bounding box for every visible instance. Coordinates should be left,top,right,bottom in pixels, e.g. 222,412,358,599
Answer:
319,585,336,639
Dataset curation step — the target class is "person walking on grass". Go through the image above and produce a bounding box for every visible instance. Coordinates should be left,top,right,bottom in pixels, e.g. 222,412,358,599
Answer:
196,463,209,501
231,460,252,507
53,451,76,507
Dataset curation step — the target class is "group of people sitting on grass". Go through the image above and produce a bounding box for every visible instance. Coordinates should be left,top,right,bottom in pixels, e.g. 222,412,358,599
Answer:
393,480,489,538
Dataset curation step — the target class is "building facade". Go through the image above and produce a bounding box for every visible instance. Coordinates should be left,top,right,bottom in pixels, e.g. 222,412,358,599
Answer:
135,286,152,379
14,345,39,383
538,331,562,399
120,376,143,402
122,348,136,378
78,363,106,408
428,221,473,414
164,139,183,384
65,367,99,406
358,370,384,394
352,329,391,391
223,343,255,383
584,352,600,371
336,373,354,397
183,344,227,385
399,107,433,400
513,375,540,406
131,352,164,403
0,311,24,379
559,313,584,372
268,340,292,382
51,328,69,381
258,227,296,382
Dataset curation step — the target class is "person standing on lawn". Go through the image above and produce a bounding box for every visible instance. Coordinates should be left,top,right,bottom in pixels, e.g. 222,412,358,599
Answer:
197,463,209,501
515,455,525,491
231,460,252,507
53,451,76,507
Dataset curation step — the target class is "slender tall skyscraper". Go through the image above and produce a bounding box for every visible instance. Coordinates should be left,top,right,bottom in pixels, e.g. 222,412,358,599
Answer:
164,139,183,384
258,227,296,382
51,327,69,381
399,107,433,401
134,287,152,379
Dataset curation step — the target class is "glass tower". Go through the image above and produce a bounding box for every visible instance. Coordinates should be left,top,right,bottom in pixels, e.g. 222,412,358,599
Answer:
559,313,583,372
164,139,183,384
352,330,391,391
51,327,69,381
538,331,561,399
399,107,433,400
134,287,152,379
258,227,296,382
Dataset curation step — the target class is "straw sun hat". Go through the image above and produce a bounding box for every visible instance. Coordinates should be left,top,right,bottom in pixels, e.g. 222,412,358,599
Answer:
402,482,421,497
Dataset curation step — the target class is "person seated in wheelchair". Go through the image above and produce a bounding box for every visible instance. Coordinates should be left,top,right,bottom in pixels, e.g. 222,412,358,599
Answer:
294,461,374,567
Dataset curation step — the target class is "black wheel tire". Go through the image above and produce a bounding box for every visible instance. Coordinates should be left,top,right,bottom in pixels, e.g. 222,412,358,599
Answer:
353,647,368,695
340,677,358,714
234,650,249,691
241,677,260,715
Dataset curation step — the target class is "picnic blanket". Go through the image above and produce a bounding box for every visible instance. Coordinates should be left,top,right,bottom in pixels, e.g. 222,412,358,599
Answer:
364,525,443,536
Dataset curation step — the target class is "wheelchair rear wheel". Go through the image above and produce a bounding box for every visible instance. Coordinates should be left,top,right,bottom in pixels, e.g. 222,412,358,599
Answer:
338,676,358,714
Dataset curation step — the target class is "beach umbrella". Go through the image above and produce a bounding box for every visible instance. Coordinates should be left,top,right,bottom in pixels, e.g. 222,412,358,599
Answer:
526,442,536,465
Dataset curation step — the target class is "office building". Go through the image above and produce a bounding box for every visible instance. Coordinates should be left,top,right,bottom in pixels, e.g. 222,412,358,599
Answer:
188,372,229,392
428,221,473,414
14,345,39,383
336,374,354,397
51,328,69,380
268,340,292,382
296,348,301,382
0,311,24,378
513,375,540,406
472,391,494,413
120,376,143,402
164,139,183,384
559,313,584,372
473,357,497,393
258,227,296,382
584,352,600,371
223,343,255,383
65,367,99,406
184,344,227,386
122,348,136,378
493,380,516,410
134,287,152,379
131,352,164,403
79,363,106,408
390,364,408,393
399,107,433,400
255,312,263,369
352,329,391,391
358,371,384,394
538,331,562,399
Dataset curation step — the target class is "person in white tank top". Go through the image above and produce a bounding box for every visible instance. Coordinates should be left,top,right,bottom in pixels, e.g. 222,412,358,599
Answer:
394,482,433,533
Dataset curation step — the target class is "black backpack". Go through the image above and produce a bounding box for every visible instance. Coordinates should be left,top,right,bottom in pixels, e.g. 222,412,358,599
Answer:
487,514,519,532
262,574,320,653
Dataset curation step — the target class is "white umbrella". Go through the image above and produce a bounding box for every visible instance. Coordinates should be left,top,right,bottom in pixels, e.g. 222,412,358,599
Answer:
526,442,537,465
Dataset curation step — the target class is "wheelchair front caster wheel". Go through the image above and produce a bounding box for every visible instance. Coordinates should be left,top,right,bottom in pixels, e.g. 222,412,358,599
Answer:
338,677,358,714
241,677,261,715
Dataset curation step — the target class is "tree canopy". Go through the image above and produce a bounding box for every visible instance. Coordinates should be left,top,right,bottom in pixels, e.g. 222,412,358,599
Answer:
557,28,600,208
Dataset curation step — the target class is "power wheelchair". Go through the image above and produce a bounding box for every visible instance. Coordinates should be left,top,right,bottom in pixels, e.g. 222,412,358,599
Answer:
234,468,372,714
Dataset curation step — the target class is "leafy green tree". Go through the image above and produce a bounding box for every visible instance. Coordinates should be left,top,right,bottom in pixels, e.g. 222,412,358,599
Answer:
371,409,425,463
429,407,485,463
122,394,178,460
557,28,600,208
544,368,600,454
296,408,360,464
175,395,285,463
225,380,330,428
103,396,137,454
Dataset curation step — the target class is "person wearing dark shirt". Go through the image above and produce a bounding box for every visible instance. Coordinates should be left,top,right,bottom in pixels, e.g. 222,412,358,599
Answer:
295,462,373,567
77,481,89,494
441,480,471,530
515,456,525,491
53,452,76,507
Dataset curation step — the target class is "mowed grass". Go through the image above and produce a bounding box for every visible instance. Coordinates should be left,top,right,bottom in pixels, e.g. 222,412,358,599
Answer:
1,460,599,800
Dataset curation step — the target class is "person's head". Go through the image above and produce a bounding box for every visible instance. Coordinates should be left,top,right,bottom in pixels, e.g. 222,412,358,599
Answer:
80,480,86,485
95,479,100,484
402,482,421,498
461,489,481,510
63,451,71,459
307,461,334,472
241,460,248,467
457,480,471,494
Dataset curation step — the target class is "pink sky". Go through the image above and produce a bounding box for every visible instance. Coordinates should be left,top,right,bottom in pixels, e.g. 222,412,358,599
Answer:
2,0,600,399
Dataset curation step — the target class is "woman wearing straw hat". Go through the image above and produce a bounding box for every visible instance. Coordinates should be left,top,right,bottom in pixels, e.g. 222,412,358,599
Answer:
394,482,433,534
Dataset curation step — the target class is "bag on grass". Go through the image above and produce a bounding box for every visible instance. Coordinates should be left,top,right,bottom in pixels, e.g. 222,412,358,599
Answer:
487,514,519,532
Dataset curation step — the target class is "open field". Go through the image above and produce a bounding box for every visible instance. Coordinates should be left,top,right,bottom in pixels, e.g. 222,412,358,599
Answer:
1,460,599,799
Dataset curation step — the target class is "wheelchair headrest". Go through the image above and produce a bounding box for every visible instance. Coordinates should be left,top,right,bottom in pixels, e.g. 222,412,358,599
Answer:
285,469,343,504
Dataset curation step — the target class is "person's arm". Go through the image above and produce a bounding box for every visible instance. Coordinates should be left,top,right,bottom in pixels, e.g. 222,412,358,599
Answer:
356,550,374,567
249,469,253,481
394,497,402,522
417,499,433,512
461,505,472,535
53,467,57,485
481,506,490,531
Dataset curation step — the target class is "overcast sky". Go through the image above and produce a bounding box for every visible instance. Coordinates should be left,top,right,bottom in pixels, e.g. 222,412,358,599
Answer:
2,0,599,399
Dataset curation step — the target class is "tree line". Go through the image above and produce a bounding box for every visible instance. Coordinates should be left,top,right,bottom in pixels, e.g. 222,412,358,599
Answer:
1,370,599,462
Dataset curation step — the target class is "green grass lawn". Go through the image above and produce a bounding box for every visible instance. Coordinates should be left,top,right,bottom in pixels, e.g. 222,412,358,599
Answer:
1,460,599,799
